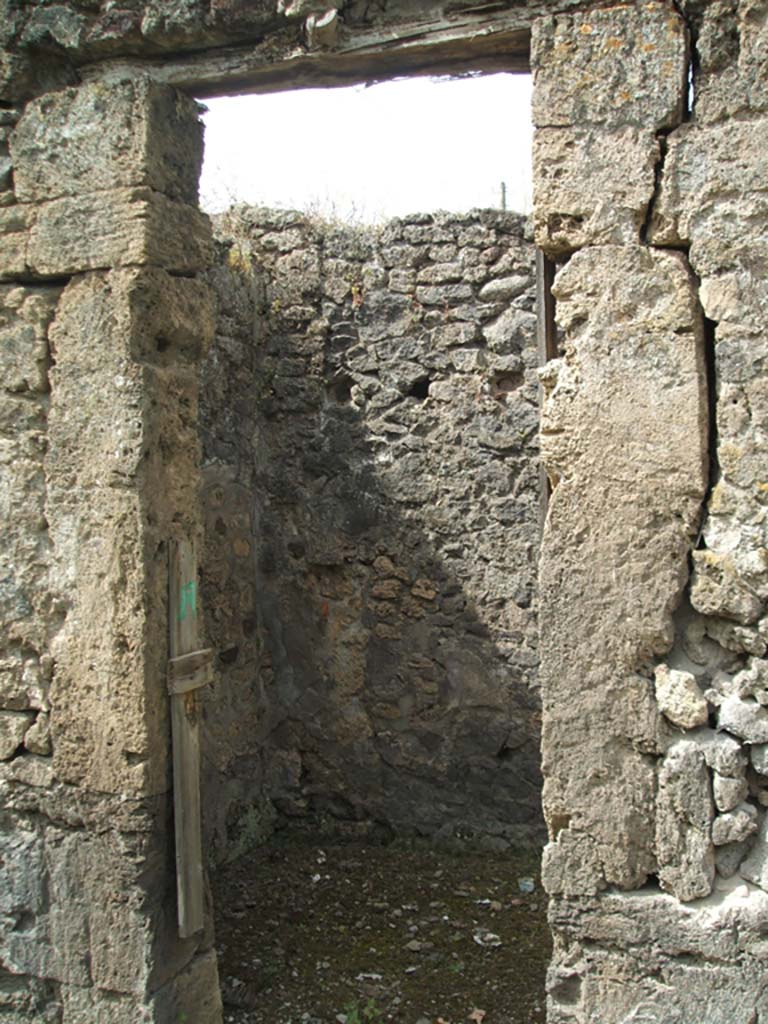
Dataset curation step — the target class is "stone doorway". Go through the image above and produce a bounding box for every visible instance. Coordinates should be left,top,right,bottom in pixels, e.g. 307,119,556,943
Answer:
195,72,546,1021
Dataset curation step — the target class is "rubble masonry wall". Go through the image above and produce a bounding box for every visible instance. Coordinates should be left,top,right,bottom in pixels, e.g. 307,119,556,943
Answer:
199,207,543,861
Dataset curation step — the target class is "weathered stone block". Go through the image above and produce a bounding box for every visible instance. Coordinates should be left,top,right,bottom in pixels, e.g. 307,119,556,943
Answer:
691,549,764,624
0,285,59,392
11,79,203,203
23,710,50,755
27,187,213,276
656,740,715,901
689,726,748,777
0,710,34,759
531,2,687,131
651,118,768,275
712,802,758,845
718,695,768,743
695,0,768,124
654,663,709,730
123,266,215,365
752,743,768,775
714,770,749,812
533,125,659,253
0,444,52,654
46,269,204,796
741,811,768,890
540,245,708,893
716,836,753,878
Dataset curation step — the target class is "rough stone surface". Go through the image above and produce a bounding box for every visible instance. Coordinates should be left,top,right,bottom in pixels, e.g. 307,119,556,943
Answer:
0,711,34,760
693,0,768,125
531,2,687,255
1,0,767,1021
740,810,768,890
200,208,543,858
548,885,768,1023
688,727,748,778
531,3,687,130
539,244,707,895
654,663,709,730
656,739,715,901
0,75,220,1024
27,187,213,277
716,836,755,878
718,695,768,744
533,125,660,253
11,80,204,203
712,802,758,846
714,771,749,812
751,743,768,775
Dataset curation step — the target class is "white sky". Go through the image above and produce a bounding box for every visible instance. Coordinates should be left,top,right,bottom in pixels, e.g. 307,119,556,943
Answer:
198,72,532,223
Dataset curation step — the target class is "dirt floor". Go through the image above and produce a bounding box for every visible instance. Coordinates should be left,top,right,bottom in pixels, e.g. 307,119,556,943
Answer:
213,835,550,1024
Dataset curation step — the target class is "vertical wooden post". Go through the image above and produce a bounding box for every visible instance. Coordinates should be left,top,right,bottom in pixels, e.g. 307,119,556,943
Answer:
168,538,213,938
536,248,558,533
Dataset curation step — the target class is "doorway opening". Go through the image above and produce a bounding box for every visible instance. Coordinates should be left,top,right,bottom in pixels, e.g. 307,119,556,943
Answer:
194,69,548,1024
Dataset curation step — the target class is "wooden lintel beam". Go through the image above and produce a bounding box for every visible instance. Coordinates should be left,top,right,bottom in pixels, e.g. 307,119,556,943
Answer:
80,21,530,98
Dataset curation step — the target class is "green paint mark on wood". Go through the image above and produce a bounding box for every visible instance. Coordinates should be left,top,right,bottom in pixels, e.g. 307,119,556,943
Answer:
178,581,197,622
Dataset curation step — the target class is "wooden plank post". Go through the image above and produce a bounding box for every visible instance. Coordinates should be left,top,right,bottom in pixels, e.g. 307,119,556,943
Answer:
168,538,213,938
536,248,558,534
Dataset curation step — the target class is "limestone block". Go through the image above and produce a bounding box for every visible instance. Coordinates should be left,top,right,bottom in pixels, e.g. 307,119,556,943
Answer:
23,710,50,755
715,836,754,878
714,771,749,812
0,653,48,712
752,744,768,775
27,187,213,276
539,246,707,893
574,955,768,1024
656,740,715,901
718,695,768,743
0,284,59,392
706,616,767,658
0,444,52,654
11,79,203,203
0,710,34,759
533,126,659,254
482,307,536,354
0,811,183,1000
531,2,687,131
46,270,204,796
654,663,709,730
0,230,25,278
651,118,768,274
695,0,768,124
712,802,758,845
741,812,768,890
541,828,606,897
688,727,747,777
691,550,763,625
123,265,215,365
735,659,768,705
478,275,529,302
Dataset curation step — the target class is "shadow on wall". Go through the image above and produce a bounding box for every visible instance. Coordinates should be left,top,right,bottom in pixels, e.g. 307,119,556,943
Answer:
198,207,544,864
